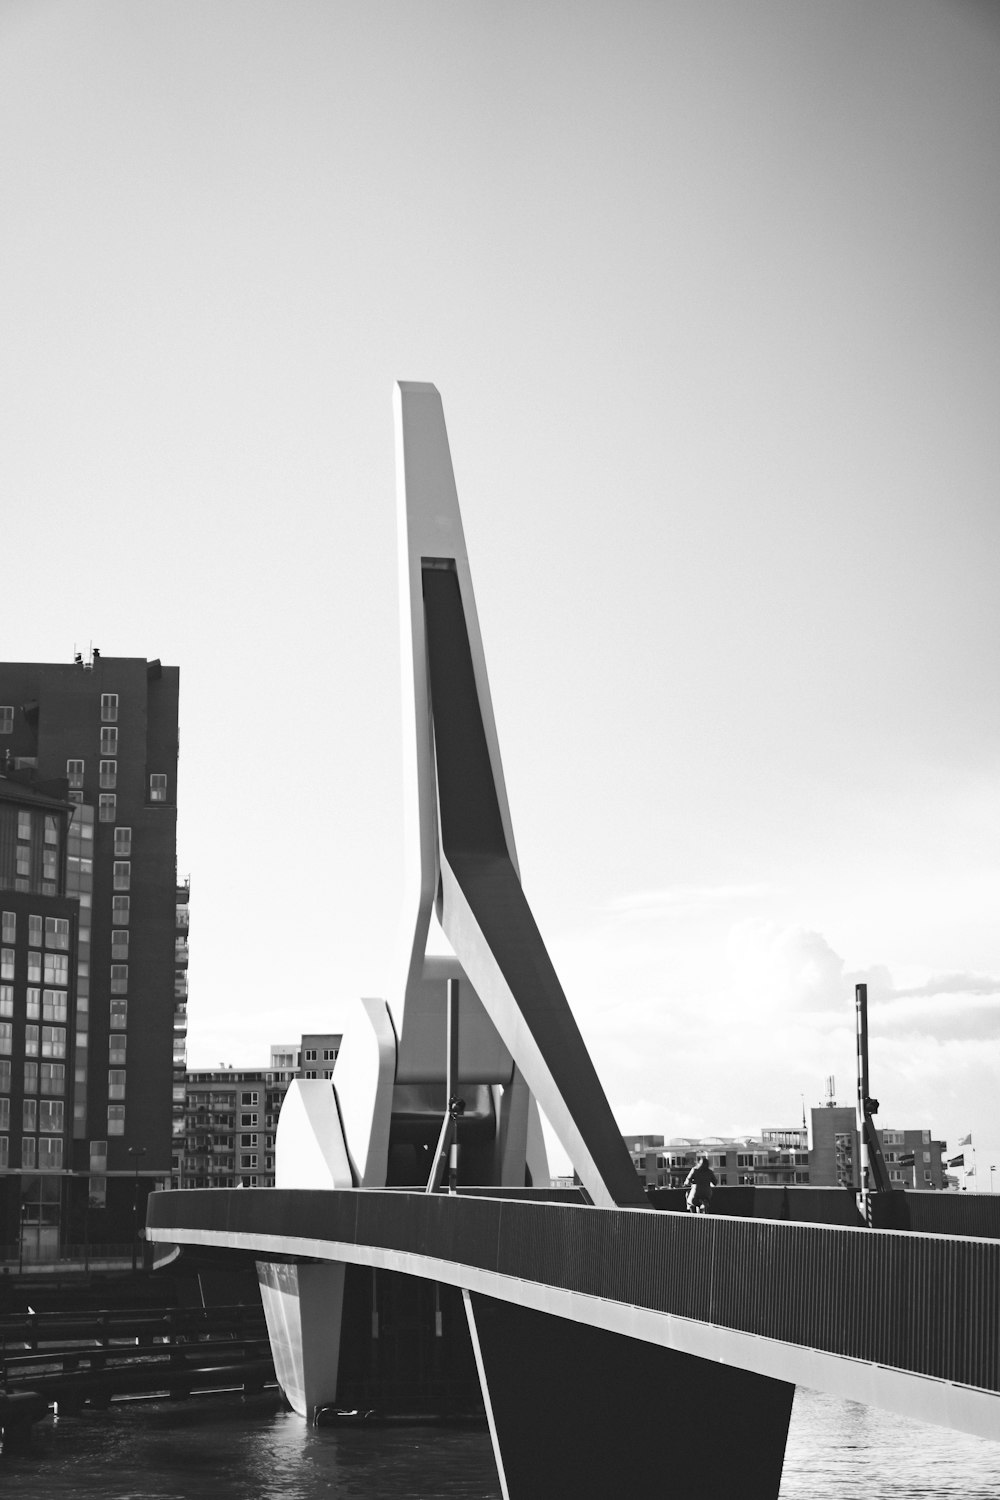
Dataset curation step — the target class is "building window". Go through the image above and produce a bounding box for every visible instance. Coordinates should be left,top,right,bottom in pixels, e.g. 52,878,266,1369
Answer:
45,916,70,951
0,706,13,733
0,1137,7,1168
26,950,41,983
0,950,12,980
113,827,132,858
110,965,128,994
23,1098,37,1132
0,1099,7,1130
1,912,14,943
113,862,130,891
27,915,42,948
0,1022,11,1055
323,1048,338,1061
110,999,128,1030
24,1061,38,1092
240,1092,259,1106
240,1113,258,1127
44,952,69,985
109,1036,126,1066
0,1059,10,1089
22,1137,37,1169
25,988,40,1019
149,773,168,803
38,1137,63,1169
41,1026,65,1058
40,1063,65,1095
67,758,85,788
40,1099,64,1133
99,794,116,823
101,693,118,723
0,987,12,1018
100,726,118,756
108,1070,126,1101
100,760,117,789
112,895,130,925
107,1105,125,1135
111,930,129,960
24,1024,38,1056
42,991,68,1023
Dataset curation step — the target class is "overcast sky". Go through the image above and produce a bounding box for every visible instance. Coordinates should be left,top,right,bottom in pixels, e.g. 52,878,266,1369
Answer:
2,1,998,1183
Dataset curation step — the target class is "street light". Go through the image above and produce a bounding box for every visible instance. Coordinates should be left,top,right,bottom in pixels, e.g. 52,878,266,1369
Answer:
128,1146,147,1271
18,1200,29,1274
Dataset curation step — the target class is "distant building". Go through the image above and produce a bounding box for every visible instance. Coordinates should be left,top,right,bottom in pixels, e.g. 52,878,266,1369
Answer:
624,1109,946,1193
174,1035,342,1189
626,1130,810,1191
808,1105,946,1191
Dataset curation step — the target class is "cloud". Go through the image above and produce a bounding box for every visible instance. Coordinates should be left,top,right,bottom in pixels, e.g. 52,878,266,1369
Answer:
891,972,1000,1000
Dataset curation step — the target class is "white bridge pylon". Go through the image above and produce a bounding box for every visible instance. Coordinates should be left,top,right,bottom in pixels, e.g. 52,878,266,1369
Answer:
277,383,645,1211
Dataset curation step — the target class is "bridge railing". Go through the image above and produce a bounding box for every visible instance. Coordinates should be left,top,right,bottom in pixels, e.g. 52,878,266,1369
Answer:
148,1188,1000,1396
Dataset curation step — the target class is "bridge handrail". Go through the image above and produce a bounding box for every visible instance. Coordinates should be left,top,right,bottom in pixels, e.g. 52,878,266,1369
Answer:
149,1188,1000,1397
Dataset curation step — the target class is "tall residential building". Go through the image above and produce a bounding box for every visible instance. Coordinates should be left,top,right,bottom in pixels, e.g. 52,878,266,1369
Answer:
0,655,179,1248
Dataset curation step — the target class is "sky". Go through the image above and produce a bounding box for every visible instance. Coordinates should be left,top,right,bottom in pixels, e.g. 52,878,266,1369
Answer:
1,1,998,1184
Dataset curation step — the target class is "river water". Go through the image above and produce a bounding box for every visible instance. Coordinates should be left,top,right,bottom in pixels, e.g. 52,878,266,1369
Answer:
1,1386,998,1497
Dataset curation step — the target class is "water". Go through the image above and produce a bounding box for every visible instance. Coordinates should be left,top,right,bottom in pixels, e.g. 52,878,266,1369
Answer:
1,1387,998,1497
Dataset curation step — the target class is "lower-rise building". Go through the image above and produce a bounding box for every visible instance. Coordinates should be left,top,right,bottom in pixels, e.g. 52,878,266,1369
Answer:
173,1036,342,1189
624,1109,946,1192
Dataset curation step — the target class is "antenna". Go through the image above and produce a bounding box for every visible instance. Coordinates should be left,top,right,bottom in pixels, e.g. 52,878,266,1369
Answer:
825,1075,836,1108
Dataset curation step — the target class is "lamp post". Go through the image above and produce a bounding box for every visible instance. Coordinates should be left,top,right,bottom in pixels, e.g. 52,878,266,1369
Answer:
18,1200,29,1274
128,1146,147,1271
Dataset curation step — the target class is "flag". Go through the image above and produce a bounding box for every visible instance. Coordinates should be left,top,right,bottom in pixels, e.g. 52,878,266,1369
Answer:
960,1133,972,1146
948,1154,964,1167
966,1167,976,1177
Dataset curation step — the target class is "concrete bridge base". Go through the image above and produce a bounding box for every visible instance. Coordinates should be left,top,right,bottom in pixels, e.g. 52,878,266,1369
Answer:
257,1260,346,1418
465,1291,794,1500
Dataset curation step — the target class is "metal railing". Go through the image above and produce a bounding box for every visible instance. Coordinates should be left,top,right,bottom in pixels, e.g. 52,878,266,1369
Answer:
149,1187,1000,1396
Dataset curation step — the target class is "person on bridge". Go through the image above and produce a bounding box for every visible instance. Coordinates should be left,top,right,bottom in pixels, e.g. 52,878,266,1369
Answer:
683,1155,717,1213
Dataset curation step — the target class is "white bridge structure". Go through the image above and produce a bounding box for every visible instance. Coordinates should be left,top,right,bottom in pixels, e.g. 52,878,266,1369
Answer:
149,385,1000,1500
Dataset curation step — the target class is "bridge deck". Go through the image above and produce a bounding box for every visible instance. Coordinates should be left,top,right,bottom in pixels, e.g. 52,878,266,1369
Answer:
147,1187,1000,1441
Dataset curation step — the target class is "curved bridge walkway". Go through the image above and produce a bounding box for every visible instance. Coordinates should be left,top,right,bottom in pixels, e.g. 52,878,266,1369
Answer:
148,1186,1000,1443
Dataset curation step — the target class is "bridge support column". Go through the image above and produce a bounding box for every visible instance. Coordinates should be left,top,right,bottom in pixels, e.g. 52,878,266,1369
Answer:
257,1260,346,1420
464,1292,793,1500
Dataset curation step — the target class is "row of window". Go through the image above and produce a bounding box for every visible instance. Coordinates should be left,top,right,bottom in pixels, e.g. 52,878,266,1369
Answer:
68,757,168,804
0,1023,66,1056
0,988,68,1021
0,1137,64,1169
0,914,73,950
14,811,58,843
6,1098,65,1132
2,951,70,983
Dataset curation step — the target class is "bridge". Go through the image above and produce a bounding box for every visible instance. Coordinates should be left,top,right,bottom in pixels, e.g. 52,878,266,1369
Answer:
147,384,1000,1499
